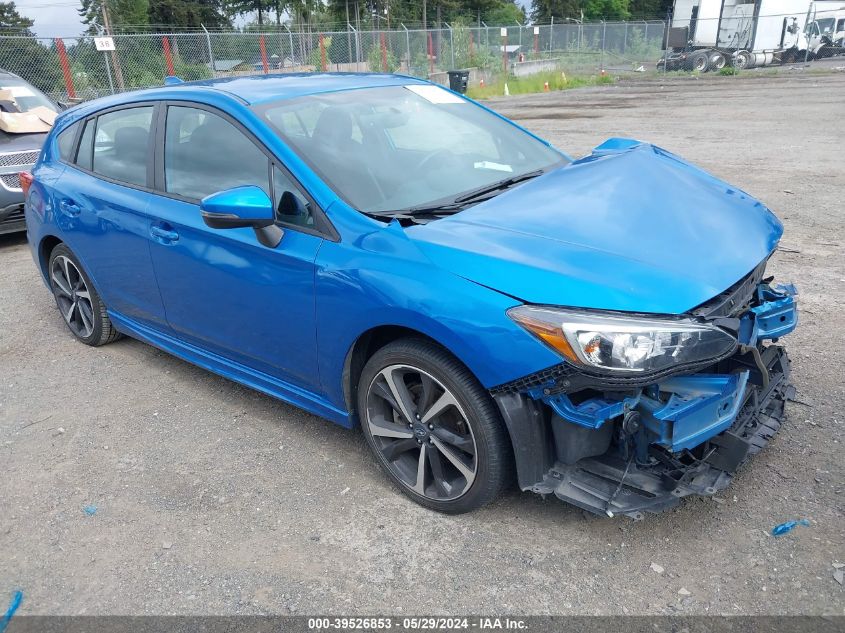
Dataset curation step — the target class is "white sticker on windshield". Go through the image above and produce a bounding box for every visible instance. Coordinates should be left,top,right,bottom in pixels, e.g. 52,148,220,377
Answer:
405,84,465,104
474,161,513,172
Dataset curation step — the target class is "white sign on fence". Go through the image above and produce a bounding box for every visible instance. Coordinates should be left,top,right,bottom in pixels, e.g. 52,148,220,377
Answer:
500,27,507,37
533,26,540,35
94,37,115,51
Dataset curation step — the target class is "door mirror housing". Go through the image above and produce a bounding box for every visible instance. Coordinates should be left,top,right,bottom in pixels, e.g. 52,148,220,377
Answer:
200,185,275,229
200,186,283,248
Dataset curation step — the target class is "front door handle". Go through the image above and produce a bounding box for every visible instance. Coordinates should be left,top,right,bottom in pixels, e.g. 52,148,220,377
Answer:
150,225,179,243
59,199,81,216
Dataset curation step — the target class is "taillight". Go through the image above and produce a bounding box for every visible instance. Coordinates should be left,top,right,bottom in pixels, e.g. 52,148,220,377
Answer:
19,171,34,197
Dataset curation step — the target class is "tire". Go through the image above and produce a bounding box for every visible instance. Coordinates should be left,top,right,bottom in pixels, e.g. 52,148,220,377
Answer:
690,51,711,72
48,243,122,346
357,338,513,514
734,50,752,69
710,51,726,70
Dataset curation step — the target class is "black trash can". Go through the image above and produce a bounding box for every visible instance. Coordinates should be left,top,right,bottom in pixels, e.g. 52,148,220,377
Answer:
447,69,469,94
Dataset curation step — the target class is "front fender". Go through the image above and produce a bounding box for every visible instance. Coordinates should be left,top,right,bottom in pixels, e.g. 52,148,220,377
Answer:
313,214,562,413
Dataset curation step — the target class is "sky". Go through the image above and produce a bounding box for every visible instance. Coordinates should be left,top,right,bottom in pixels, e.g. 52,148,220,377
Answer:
15,0,533,38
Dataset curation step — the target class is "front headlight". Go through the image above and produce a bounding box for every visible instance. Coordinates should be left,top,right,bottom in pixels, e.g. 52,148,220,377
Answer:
508,306,737,374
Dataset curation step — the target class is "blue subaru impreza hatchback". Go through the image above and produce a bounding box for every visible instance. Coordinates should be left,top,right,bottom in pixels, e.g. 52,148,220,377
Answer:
23,73,798,518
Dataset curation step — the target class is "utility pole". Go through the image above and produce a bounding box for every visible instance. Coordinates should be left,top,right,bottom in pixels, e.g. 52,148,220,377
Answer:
101,0,124,90
422,0,427,31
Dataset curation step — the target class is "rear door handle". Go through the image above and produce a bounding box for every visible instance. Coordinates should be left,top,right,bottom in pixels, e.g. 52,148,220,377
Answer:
59,199,81,216
150,225,179,243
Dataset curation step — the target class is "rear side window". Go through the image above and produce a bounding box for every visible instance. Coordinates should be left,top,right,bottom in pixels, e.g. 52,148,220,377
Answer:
75,119,94,170
164,105,269,200
92,106,154,187
56,123,78,162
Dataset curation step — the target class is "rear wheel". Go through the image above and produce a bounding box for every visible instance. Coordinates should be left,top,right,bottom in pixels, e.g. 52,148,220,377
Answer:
690,50,711,72
48,244,121,346
358,338,512,514
710,51,727,70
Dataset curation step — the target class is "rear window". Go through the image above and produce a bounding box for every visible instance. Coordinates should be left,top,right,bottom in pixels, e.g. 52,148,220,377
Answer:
56,123,78,162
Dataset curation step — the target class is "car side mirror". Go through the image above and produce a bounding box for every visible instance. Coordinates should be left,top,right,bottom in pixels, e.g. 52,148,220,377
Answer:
200,186,283,248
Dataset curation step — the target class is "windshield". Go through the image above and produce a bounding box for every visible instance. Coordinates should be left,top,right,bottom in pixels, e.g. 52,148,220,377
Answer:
807,17,835,34
256,85,566,214
0,77,56,113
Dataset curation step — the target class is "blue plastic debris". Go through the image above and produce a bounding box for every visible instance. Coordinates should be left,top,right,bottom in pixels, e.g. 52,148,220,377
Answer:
82,505,97,516
771,519,810,536
0,590,23,633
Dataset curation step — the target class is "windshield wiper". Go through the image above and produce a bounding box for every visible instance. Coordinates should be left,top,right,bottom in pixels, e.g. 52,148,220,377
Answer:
452,169,545,204
366,169,546,221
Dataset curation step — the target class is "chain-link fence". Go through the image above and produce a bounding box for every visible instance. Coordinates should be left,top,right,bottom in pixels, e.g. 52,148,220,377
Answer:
2,9,842,105
0,21,668,104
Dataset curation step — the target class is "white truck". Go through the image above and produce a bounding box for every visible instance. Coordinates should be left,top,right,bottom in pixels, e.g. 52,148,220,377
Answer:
660,0,845,70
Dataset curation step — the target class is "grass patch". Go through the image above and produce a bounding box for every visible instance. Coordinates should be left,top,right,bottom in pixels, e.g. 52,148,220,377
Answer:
466,70,615,99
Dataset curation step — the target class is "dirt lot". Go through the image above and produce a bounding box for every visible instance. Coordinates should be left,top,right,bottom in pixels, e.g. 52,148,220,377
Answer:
1,71,843,617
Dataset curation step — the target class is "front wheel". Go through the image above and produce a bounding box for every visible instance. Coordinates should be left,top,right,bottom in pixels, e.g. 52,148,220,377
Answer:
357,338,513,514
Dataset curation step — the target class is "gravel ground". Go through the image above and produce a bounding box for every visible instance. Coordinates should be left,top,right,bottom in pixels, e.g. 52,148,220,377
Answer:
1,71,843,617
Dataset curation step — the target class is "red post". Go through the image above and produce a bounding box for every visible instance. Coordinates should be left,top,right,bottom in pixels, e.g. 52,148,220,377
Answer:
380,32,387,72
534,33,539,55
259,34,269,73
319,34,327,71
427,32,434,76
54,38,76,99
162,36,175,76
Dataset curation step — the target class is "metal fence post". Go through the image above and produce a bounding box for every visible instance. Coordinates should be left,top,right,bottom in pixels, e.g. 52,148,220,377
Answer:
601,21,606,71
201,24,215,77
550,17,554,55
402,23,410,73
623,20,628,53
447,23,454,68
348,24,359,71
285,25,294,69
517,20,522,50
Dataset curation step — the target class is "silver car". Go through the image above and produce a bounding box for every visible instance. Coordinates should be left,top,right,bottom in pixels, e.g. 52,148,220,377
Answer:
0,69,58,235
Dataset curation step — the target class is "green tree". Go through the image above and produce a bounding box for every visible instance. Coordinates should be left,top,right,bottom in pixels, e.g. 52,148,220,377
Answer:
0,1,33,32
79,0,150,33
147,0,230,30
0,3,64,96
532,0,630,20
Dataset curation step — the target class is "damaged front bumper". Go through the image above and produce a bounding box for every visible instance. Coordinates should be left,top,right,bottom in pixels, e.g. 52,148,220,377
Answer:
493,277,798,519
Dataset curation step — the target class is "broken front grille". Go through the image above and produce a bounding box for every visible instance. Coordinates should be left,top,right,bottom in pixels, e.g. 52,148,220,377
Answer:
690,259,768,319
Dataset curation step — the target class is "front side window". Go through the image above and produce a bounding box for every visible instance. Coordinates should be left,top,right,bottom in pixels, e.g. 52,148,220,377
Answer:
92,106,154,187
164,105,269,200
258,85,565,214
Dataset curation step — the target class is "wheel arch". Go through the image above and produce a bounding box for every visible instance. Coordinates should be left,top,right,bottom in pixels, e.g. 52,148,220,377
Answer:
342,324,463,427
38,234,64,281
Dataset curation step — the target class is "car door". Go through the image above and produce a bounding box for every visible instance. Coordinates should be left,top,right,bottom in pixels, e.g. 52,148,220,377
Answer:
146,102,326,392
53,104,167,329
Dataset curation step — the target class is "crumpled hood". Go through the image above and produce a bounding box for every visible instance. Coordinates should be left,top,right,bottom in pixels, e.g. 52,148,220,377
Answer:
406,140,782,314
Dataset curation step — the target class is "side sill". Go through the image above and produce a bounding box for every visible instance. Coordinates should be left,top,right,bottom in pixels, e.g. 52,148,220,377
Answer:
108,311,352,428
